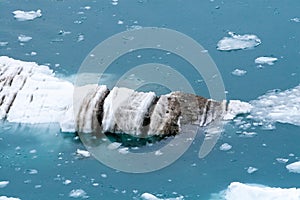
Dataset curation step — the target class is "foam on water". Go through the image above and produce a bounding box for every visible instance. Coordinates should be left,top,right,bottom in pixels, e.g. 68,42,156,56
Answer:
12,9,42,21
217,32,261,51
212,182,300,200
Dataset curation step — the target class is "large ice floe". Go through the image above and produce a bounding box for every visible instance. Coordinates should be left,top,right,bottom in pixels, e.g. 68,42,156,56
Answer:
217,32,261,51
213,182,300,200
1,56,299,141
0,56,252,137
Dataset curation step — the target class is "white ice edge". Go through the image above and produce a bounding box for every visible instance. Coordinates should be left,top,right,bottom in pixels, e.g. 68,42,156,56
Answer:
212,182,300,200
12,9,42,21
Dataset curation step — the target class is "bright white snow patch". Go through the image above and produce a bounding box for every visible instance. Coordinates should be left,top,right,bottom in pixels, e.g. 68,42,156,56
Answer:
18,35,32,42
219,143,232,151
0,181,9,188
286,161,300,173
69,189,88,198
217,32,261,51
13,9,42,21
214,182,300,200
231,69,247,76
76,149,90,157
250,84,300,127
255,57,278,65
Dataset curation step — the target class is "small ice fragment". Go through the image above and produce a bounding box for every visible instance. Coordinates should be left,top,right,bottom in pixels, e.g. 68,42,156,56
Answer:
13,9,42,21
255,57,278,65
76,149,90,157
29,149,37,154
118,147,129,154
247,166,258,174
30,52,37,56
84,6,91,10
107,142,122,150
231,69,247,76
0,196,21,200
276,158,289,163
286,161,300,173
117,20,124,25
77,34,84,42
155,150,163,156
291,18,300,23
63,179,72,185
69,189,88,198
219,143,232,151
28,169,38,174
101,173,107,178
18,35,32,42
223,100,253,120
0,42,8,47
0,181,9,188
141,193,160,200
217,32,261,51
111,0,119,5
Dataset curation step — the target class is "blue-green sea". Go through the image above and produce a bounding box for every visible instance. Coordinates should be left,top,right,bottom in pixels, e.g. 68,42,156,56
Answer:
0,0,300,199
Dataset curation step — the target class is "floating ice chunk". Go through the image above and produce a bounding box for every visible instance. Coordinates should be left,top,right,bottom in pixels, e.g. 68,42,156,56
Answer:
276,158,289,163
101,173,107,178
250,84,300,127
76,149,90,157
141,193,160,200
77,34,84,42
286,161,300,173
231,69,247,76
215,182,300,200
217,32,261,51
224,100,253,120
0,196,21,200
12,9,42,21
0,181,9,188
69,189,88,198
63,180,72,185
140,193,184,200
28,169,38,174
18,35,32,42
291,18,300,23
111,0,119,5
255,57,278,65
247,167,258,174
219,143,232,151
107,142,122,150
0,42,8,47
117,20,124,25
118,147,129,154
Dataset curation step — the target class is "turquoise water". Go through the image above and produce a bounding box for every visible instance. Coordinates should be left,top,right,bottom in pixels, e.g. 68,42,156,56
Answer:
1,0,300,199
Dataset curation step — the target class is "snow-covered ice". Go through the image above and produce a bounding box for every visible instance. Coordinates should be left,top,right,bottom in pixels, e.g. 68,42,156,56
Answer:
76,149,90,157
217,32,261,51
12,9,42,21
255,57,278,65
140,193,184,200
247,167,258,174
0,196,21,200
